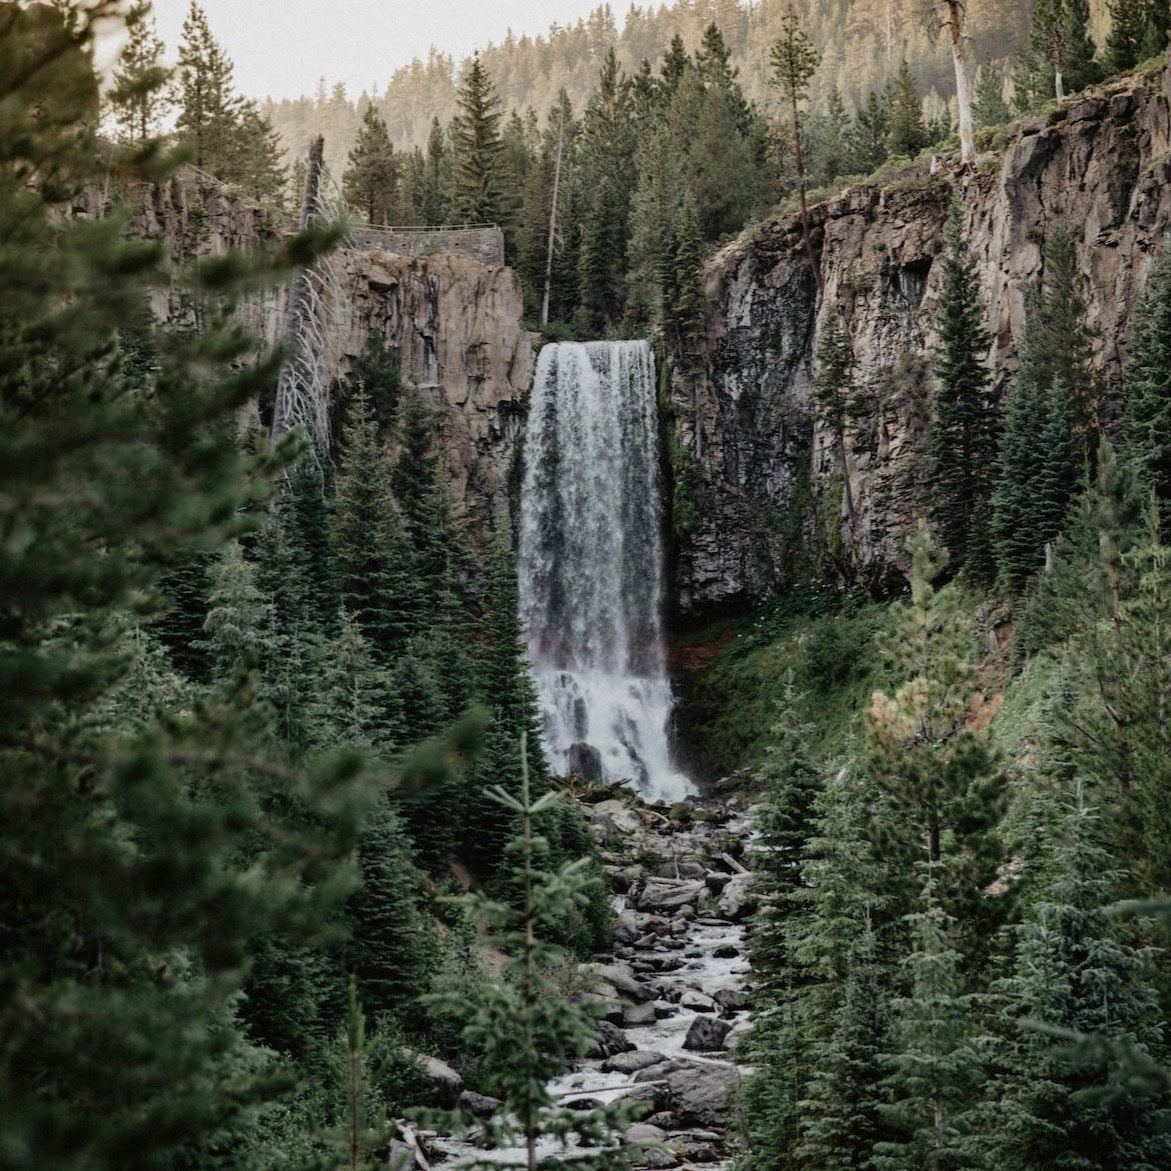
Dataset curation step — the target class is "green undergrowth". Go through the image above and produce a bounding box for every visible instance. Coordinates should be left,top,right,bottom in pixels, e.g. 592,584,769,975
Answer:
680,584,895,778
682,577,1059,792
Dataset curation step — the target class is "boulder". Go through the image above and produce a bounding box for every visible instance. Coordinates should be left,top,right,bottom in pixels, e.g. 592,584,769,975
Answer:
408,1052,462,1107
588,1018,634,1058
713,988,747,1013
569,741,603,782
634,879,708,913
716,873,756,921
679,989,717,1013
456,1090,502,1117
682,1015,733,1052
623,1001,659,1027
592,963,654,1002
602,1049,670,1075
663,1059,741,1127
624,1122,668,1145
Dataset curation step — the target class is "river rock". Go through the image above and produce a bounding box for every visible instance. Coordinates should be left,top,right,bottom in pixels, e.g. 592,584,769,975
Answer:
625,1122,669,1144
592,962,654,1002
408,1053,462,1107
660,1059,742,1127
682,1014,733,1052
569,741,604,782
634,878,708,913
613,912,642,944
589,1018,635,1058
586,799,645,839
715,873,756,920
636,1147,680,1169
623,1001,658,1027
713,988,747,1012
602,1049,670,1075
679,989,716,1012
456,1089,502,1116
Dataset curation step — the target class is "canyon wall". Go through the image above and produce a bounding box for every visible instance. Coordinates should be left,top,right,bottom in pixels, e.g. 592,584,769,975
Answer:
86,167,532,542
669,52,1171,614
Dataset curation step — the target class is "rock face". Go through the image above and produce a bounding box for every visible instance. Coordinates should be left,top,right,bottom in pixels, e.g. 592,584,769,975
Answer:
669,54,1171,609
91,167,532,549
332,248,532,539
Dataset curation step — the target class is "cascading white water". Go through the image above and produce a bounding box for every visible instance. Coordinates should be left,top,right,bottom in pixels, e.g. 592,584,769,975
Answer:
517,340,694,803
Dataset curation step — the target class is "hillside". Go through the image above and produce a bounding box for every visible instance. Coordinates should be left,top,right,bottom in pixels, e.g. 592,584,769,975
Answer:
266,0,1080,175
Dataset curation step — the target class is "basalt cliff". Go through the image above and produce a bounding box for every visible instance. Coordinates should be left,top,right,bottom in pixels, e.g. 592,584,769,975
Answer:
667,52,1171,613
85,168,531,545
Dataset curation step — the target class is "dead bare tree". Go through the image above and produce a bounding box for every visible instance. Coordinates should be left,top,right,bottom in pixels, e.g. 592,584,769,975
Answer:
926,0,976,166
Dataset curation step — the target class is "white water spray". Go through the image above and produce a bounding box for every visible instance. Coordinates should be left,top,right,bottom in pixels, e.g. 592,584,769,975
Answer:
517,341,694,802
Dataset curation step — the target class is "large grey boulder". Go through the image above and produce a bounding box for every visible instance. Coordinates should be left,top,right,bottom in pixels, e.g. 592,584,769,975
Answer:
592,963,654,1002
634,1058,741,1127
589,1018,635,1058
407,1052,462,1107
602,1049,669,1075
682,1015,733,1052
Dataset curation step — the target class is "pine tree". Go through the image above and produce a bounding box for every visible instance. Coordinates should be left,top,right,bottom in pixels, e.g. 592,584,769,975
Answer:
1106,0,1155,71
886,60,929,157
928,204,997,581
175,1,239,174
576,48,637,333
228,97,287,205
344,104,401,226
972,59,1011,127
807,87,853,187
849,87,891,174
770,6,823,294
992,225,1095,587
426,739,637,1168
873,874,984,1171
449,53,506,226
658,32,692,101
106,0,170,143
0,6,368,1162
866,529,1006,951
345,795,438,1021
984,788,1171,1170
1027,0,1101,102
331,386,417,657
1122,252,1171,531
663,188,707,370
416,116,451,225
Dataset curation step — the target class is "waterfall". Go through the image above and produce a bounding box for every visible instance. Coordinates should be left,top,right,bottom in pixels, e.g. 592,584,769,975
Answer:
517,340,694,803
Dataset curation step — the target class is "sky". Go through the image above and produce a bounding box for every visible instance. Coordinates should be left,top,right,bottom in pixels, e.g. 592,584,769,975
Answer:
143,1,622,102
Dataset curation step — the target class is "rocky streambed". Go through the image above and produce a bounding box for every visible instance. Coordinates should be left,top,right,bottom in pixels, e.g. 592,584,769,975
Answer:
421,784,757,1171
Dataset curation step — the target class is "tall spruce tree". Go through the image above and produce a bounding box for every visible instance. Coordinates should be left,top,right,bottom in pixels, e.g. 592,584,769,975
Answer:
106,0,169,143
1026,0,1101,102
576,47,637,334
175,1,239,173
343,103,401,226
0,5,369,1163
1122,252,1171,530
770,6,823,294
449,53,507,227
886,60,929,157
928,204,997,581
866,529,1006,952
984,789,1171,1170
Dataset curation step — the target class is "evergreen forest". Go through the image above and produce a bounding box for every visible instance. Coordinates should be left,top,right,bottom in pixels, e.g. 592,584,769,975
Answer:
8,1,1171,1170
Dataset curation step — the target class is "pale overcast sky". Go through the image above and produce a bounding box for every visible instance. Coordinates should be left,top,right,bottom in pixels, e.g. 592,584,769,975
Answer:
143,1,621,102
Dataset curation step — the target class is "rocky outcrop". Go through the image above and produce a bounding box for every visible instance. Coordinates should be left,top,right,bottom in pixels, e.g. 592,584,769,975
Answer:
89,168,532,547
332,248,532,539
670,52,1171,609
